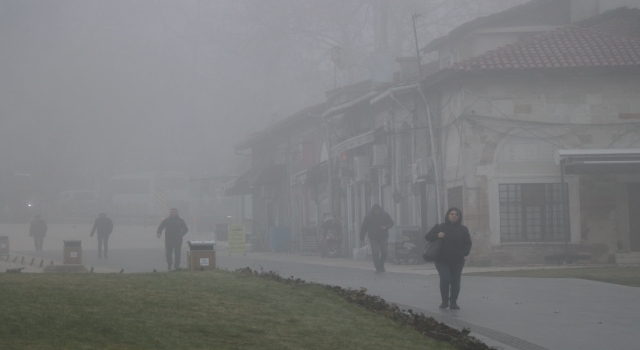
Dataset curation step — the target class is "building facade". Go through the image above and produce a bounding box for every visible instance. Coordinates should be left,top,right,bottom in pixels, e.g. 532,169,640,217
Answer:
227,0,640,265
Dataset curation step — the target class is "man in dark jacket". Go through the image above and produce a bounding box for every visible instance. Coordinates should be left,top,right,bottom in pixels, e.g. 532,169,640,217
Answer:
359,204,394,273
90,212,113,258
29,214,47,251
157,208,188,270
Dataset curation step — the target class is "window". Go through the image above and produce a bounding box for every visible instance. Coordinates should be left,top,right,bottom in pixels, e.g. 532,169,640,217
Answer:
399,133,412,178
499,183,568,243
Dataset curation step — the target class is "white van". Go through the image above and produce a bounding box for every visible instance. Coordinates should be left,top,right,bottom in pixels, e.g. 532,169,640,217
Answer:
56,191,98,217
107,172,189,219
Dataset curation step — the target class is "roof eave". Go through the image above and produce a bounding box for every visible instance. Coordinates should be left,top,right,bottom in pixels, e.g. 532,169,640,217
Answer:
370,82,420,105
321,90,379,119
232,103,327,151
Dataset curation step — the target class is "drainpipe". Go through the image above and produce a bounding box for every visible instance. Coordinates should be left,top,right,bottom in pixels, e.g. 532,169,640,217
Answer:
323,118,334,216
418,85,443,223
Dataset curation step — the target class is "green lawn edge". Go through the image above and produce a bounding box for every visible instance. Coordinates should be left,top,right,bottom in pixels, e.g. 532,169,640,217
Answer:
0,269,461,350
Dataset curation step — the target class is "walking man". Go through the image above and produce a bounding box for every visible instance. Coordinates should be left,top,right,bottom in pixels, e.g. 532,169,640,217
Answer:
359,204,394,273
29,214,47,251
157,208,188,270
90,212,113,258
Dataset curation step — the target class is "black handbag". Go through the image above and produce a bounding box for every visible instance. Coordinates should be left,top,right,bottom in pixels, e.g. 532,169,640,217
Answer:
422,239,441,262
422,224,442,262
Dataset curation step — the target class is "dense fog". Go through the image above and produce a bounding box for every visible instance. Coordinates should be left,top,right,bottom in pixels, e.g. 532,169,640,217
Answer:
4,3,640,350
0,0,523,212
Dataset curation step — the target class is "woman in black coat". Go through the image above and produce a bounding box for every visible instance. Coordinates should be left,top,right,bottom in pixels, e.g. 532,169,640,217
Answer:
425,207,472,309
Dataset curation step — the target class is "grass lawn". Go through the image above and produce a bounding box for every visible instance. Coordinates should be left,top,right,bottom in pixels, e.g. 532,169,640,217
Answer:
466,266,640,287
0,270,455,350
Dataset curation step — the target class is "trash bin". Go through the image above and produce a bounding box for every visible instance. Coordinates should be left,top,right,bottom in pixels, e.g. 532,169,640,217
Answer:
187,240,215,270
63,240,82,265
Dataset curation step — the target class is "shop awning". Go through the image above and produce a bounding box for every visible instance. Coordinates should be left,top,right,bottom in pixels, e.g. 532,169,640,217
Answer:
291,161,328,186
307,161,328,185
290,169,308,186
555,149,640,174
224,164,287,196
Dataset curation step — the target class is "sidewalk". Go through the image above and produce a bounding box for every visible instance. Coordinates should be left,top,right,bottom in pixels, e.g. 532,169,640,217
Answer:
0,221,174,274
220,244,599,276
0,254,45,273
1,252,120,273
215,251,640,350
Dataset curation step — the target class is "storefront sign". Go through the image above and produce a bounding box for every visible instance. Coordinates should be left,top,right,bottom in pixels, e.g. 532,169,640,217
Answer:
228,224,246,254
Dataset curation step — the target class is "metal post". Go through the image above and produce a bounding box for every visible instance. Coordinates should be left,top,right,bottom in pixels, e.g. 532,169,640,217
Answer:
561,159,570,263
328,154,334,216
241,194,245,222
418,86,442,222
347,183,353,253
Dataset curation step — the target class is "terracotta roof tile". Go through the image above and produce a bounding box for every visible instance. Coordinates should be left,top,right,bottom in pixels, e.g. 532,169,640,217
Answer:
423,0,571,54
447,8,640,72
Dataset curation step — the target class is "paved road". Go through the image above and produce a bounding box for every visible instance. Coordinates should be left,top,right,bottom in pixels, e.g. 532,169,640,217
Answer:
16,246,640,350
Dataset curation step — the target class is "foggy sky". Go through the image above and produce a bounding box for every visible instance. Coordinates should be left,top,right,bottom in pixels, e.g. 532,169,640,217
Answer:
0,0,523,201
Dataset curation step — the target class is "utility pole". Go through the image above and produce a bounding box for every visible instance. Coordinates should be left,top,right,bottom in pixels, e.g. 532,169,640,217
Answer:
412,13,423,79
372,0,393,87
374,0,389,53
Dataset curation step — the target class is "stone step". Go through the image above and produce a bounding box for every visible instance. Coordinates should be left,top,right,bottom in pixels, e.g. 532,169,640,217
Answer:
616,252,640,264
